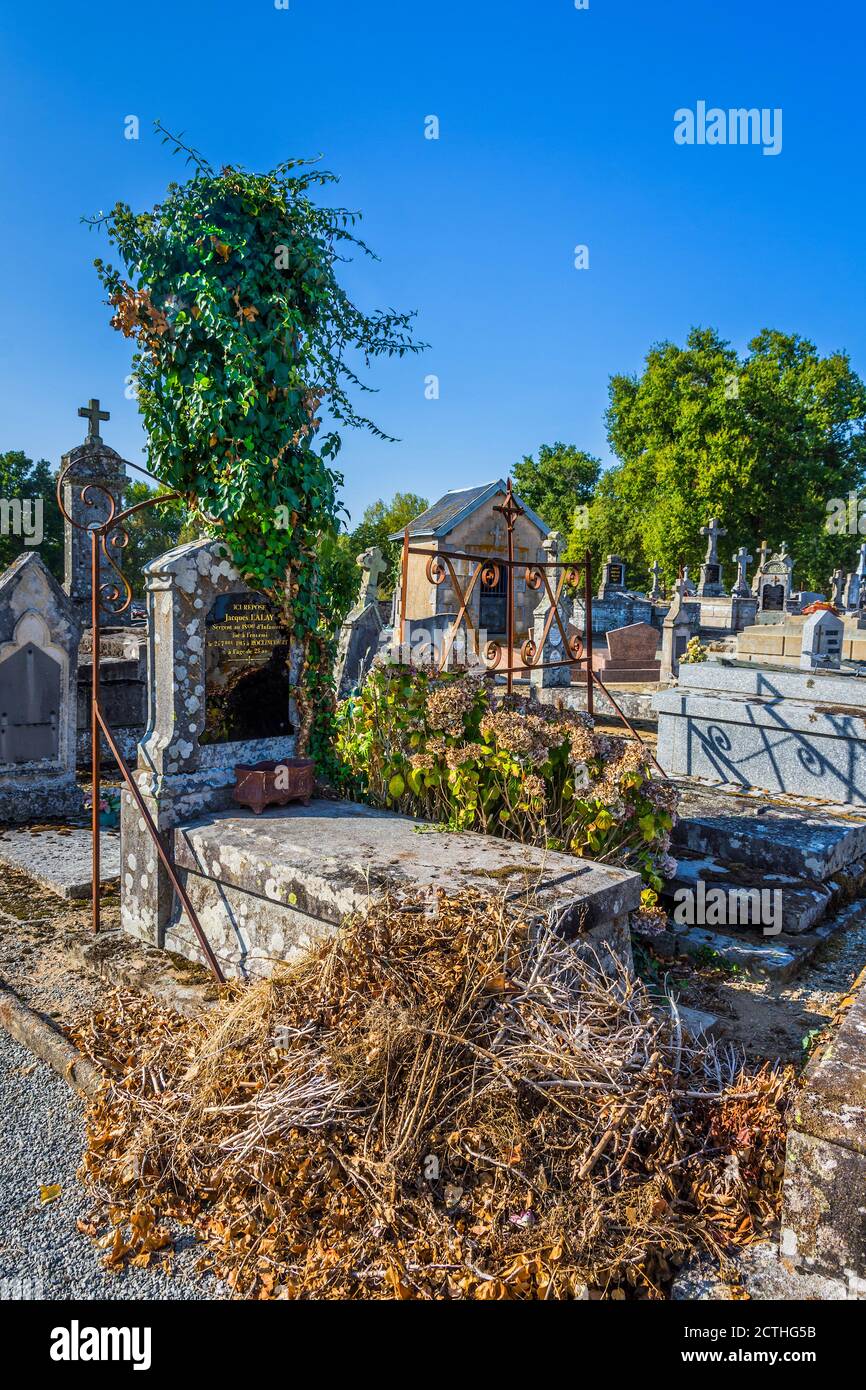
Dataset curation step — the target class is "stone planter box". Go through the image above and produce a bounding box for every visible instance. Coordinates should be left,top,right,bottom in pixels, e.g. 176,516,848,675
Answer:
233,758,315,815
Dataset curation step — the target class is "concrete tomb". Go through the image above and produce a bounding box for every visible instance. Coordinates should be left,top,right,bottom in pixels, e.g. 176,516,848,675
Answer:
162,800,643,982
800,609,844,671
756,545,794,624
654,660,866,804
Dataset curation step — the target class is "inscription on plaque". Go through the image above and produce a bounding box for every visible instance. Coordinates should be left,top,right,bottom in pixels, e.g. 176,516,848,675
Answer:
607,563,623,585
702,564,720,585
202,592,293,744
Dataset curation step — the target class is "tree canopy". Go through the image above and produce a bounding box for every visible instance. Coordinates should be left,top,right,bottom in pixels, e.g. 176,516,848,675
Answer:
89,125,424,759
0,451,63,578
574,328,866,591
511,442,600,538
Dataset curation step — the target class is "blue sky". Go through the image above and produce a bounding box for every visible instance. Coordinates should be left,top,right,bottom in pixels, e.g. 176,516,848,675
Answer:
1,0,864,526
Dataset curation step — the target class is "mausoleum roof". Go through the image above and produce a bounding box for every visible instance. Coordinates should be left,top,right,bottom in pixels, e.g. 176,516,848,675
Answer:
390,480,549,540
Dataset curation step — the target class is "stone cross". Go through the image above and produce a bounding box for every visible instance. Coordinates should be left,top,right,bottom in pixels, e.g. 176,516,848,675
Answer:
751,539,769,595
542,529,561,563
535,531,562,616
77,398,110,445
355,545,388,612
649,560,662,601
700,517,727,565
731,545,753,598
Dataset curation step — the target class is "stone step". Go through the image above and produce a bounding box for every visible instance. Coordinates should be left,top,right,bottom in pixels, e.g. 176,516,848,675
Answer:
670,779,866,881
0,824,121,899
664,851,836,936
670,897,866,981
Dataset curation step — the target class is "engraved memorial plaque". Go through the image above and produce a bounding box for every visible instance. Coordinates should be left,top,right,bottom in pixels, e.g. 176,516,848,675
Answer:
761,582,785,612
202,591,293,744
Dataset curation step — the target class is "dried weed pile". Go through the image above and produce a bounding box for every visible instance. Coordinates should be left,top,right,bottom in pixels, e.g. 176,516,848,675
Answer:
73,890,791,1299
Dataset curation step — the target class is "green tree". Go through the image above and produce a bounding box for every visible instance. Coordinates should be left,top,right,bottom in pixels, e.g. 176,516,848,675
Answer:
89,125,424,761
0,451,63,579
330,491,429,618
512,442,600,536
579,328,866,592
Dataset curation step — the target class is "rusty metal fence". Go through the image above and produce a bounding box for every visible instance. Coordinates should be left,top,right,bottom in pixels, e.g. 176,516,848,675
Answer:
398,479,595,711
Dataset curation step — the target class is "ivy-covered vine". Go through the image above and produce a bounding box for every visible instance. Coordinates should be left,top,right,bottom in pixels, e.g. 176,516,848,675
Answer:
88,123,423,765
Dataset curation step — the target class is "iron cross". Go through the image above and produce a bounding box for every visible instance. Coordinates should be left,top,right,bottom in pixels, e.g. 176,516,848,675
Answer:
78,398,110,443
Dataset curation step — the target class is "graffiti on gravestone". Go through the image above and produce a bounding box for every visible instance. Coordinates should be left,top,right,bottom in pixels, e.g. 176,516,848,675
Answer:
202,591,293,744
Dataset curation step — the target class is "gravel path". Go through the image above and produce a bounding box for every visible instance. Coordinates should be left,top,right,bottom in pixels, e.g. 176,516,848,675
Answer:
0,1028,219,1300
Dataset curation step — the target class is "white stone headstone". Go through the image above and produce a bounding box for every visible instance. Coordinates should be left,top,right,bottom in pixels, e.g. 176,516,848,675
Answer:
800,609,844,671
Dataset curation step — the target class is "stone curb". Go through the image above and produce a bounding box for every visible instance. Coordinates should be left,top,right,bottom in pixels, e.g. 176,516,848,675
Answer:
0,975,102,1100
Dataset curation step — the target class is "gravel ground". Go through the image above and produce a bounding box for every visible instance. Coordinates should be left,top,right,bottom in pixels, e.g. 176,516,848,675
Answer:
0,1028,219,1301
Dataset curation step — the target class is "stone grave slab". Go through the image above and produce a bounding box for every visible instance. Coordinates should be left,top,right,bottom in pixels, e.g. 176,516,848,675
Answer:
668,778,866,880
655,661,866,804
158,799,643,980
781,966,866,1290
0,825,121,898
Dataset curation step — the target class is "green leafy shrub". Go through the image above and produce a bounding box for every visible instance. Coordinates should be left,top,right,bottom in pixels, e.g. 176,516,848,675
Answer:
335,666,679,889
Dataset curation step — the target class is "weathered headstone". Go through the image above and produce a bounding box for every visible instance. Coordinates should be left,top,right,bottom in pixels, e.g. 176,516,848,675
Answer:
846,544,866,611
648,561,663,602
697,518,727,597
597,553,627,599
597,622,660,683
830,568,846,610
334,545,386,697
731,545,753,599
61,399,130,626
0,553,83,823
757,545,794,624
800,609,844,671
120,538,301,948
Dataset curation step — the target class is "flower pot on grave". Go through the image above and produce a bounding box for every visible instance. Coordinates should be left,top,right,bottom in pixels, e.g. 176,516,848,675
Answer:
232,758,315,815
